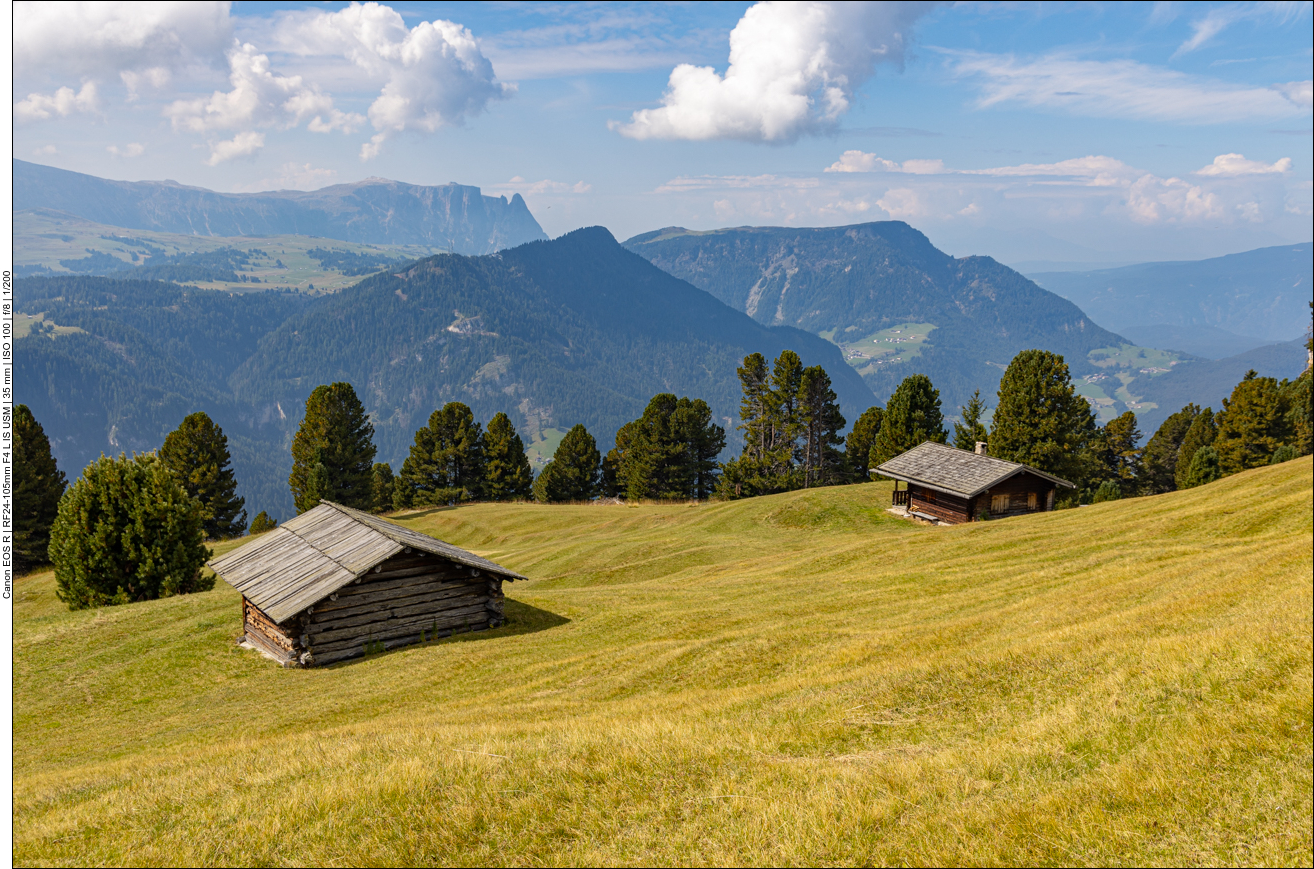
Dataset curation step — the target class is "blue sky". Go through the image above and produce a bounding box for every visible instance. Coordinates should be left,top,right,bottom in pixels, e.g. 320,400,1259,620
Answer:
12,1,1313,265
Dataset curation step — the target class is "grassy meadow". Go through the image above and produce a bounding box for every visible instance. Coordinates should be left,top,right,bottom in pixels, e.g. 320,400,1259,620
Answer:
12,459,1313,866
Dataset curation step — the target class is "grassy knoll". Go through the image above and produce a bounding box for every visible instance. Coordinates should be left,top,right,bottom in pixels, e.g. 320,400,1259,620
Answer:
13,459,1312,866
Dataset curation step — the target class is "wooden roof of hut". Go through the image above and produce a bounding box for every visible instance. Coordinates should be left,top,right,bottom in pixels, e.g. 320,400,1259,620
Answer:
208,501,526,625
874,442,1074,499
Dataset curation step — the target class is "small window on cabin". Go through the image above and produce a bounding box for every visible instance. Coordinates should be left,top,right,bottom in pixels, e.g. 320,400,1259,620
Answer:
990,493,1010,514
1027,492,1038,511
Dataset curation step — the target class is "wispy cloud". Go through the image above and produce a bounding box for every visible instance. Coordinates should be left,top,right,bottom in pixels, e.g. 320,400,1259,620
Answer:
947,50,1309,122
1173,1,1311,57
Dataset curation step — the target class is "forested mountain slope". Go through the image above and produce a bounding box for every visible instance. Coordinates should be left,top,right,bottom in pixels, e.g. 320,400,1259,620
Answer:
16,229,875,521
13,159,547,253
623,222,1124,411
1028,243,1311,345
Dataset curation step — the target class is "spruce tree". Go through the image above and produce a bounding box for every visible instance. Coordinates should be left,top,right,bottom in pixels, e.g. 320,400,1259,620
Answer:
1141,404,1199,494
616,394,726,500
1101,411,1143,497
159,411,247,539
601,421,636,498
535,424,601,502
289,382,376,513
13,404,66,571
797,366,846,488
671,397,726,500
49,453,212,609
249,511,277,534
484,412,534,501
1215,370,1291,474
844,407,883,482
870,374,947,467
952,390,990,452
988,350,1097,484
398,402,486,505
370,463,395,513
1181,445,1222,488
1175,408,1217,490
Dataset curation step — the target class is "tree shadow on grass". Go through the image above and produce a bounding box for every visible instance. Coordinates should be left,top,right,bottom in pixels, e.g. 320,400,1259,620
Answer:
322,598,569,667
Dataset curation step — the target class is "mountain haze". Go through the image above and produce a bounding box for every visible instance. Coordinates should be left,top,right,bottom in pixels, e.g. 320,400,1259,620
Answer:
13,159,547,253
624,222,1124,411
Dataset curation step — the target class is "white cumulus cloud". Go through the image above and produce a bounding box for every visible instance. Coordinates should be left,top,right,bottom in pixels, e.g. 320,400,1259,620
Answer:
1196,153,1293,176
206,130,265,165
615,1,941,143
273,2,513,158
107,142,145,158
13,82,99,121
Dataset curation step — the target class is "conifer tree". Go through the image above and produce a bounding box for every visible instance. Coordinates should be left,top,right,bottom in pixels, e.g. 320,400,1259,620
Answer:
289,382,376,513
370,463,395,513
736,353,772,465
601,421,636,498
718,351,806,497
13,404,66,571
1175,408,1216,490
671,397,726,500
249,511,277,534
484,412,534,501
398,402,486,505
49,453,211,609
1100,411,1143,497
1285,368,1312,456
1215,370,1291,474
535,424,601,502
988,350,1097,484
870,374,947,467
797,366,846,488
615,394,726,500
1141,404,1199,494
952,390,990,452
1181,445,1222,488
159,411,247,539
844,407,883,482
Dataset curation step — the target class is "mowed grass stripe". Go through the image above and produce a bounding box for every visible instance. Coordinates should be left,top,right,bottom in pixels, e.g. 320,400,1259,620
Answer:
12,459,1312,866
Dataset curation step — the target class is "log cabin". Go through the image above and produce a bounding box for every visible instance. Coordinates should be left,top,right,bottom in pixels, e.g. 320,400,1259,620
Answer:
874,441,1074,525
208,501,526,667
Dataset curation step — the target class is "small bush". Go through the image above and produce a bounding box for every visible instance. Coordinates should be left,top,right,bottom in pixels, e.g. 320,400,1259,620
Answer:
1091,480,1122,503
49,453,212,610
1270,444,1298,465
249,511,278,534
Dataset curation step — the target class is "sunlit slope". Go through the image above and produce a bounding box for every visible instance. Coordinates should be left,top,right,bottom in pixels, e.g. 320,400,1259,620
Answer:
13,459,1312,866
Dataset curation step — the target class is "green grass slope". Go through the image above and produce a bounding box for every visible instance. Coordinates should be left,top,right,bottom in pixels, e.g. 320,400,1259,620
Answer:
13,459,1312,865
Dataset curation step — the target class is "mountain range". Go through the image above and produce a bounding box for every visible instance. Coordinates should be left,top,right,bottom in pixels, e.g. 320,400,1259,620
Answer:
623,222,1125,414
15,229,874,521
1027,244,1312,356
13,159,547,253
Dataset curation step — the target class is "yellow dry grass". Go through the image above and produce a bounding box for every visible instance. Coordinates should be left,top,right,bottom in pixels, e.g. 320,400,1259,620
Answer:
12,458,1313,866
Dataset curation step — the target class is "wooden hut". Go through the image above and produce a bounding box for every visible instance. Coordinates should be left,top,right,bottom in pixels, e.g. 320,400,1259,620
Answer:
874,441,1074,525
208,501,526,667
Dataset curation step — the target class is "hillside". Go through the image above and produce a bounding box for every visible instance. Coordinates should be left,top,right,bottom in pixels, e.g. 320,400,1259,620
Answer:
15,229,875,520
13,459,1311,865
623,222,1125,411
1028,244,1312,346
13,159,547,253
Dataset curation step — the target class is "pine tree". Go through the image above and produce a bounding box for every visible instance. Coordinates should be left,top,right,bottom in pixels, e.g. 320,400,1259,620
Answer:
484,412,534,501
535,424,601,502
49,452,212,610
370,463,395,513
870,374,947,468
1181,445,1221,488
769,350,805,480
159,411,247,539
398,402,486,506
988,350,1097,485
1101,411,1143,497
718,351,805,498
952,390,989,452
289,382,376,513
1285,368,1312,456
601,421,636,498
736,353,772,464
13,404,66,571
249,511,277,534
615,394,726,500
1175,408,1216,490
844,407,883,483
797,366,846,488
671,397,726,500
1140,404,1199,494
1215,370,1291,474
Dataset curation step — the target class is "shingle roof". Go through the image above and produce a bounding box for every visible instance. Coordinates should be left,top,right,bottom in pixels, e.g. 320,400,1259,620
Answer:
208,501,526,624
874,442,1074,499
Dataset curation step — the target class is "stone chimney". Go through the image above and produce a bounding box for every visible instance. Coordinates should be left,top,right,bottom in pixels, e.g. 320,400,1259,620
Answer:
975,441,987,455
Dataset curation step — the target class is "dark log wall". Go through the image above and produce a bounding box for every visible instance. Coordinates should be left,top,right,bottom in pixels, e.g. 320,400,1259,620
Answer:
982,473,1057,519
909,486,972,524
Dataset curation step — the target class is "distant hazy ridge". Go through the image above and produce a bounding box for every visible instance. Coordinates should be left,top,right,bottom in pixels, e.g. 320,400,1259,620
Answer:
13,159,547,253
